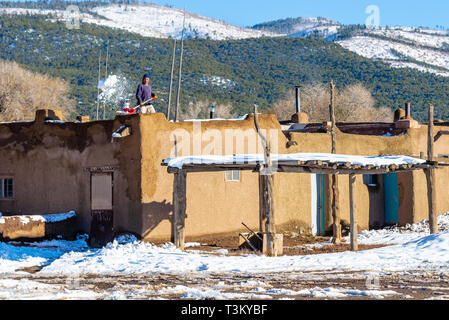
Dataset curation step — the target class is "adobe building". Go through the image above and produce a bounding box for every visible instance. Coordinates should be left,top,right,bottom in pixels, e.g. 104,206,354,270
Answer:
0,109,448,246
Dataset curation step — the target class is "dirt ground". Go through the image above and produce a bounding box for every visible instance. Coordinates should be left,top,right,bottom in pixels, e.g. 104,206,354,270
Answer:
151,231,387,256
14,269,449,300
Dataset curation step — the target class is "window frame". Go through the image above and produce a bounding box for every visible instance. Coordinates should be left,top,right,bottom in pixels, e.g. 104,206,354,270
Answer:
0,177,14,199
363,174,378,187
225,170,241,182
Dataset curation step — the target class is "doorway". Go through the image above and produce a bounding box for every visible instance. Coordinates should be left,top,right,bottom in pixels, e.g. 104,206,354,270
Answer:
311,174,325,236
89,172,114,247
384,173,399,225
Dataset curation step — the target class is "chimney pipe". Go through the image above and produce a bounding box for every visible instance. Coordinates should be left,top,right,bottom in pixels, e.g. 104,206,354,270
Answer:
209,106,216,119
295,86,301,113
405,103,411,118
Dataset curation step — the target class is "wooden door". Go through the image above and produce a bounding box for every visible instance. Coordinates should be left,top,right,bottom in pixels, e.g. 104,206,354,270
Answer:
89,173,114,247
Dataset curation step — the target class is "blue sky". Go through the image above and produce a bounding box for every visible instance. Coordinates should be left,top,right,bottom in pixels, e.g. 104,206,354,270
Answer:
149,0,449,29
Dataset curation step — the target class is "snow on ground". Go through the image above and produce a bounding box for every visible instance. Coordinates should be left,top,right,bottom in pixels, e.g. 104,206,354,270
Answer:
345,213,449,245
1,215,449,299
36,231,449,275
0,278,100,300
0,235,89,274
1,213,449,278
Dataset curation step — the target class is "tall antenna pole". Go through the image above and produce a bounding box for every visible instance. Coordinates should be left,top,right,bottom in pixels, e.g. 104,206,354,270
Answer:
96,50,102,121
174,10,186,122
167,39,177,121
103,41,109,120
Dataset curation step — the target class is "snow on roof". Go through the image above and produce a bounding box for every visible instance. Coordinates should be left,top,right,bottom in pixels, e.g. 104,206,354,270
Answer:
163,153,426,170
0,211,76,225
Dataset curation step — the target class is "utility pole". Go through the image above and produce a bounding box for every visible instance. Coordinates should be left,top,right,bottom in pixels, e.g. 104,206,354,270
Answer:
174,10,186,122
103,41,109,120
167,39,177,121
96,50,102,121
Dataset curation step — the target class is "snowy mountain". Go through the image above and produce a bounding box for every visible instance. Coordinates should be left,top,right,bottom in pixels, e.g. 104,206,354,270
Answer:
252,17,341,40
252,16,449,77
337,27,449,77
0,4,279,40
2,3,449,77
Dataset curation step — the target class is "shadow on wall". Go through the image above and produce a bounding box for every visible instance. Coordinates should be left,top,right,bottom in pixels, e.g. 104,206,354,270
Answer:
141,200,173,239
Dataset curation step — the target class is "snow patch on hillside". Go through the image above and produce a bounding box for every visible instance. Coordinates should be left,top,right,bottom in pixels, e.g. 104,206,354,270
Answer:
0,4,279,40
338,35,449,77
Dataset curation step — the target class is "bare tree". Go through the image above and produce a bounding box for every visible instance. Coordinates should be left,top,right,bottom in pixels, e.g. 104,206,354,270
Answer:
269,82,393,123
179,100,236,120
0,60,75,122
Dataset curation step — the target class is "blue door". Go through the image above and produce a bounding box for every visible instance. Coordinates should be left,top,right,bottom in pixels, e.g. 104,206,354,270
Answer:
384,173,399,224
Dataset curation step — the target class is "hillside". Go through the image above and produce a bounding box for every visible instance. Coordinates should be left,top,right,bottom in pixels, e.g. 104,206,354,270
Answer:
1,14,449,122
251,17,449,77
252,16,341,40
337,27,449,77
0,2,279,40
3,1,449,78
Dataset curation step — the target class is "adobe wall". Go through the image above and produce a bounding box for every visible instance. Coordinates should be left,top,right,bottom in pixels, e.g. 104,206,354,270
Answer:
137,114,449,240
138,114,282,240
0,115,142,235
286,124,449,231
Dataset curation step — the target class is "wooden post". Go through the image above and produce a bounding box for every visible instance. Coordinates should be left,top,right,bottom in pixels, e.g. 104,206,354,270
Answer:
254,105,281,256
258,174,265,233
349,174,358,251
330,80,336,154
425,104,438,234
173,170,187,250
329,80,342,244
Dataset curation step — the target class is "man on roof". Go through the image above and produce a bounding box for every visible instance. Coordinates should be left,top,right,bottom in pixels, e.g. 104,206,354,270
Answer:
135,73,157,114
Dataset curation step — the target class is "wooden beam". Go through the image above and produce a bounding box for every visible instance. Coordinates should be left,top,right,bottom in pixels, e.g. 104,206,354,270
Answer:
434,131,449,142
426,104,438,235
172,170,187,250
165,162,438,175
349,174,358,251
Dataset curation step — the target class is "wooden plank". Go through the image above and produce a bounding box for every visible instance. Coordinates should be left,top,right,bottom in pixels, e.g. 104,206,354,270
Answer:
427,104,438,235
172,170,187,250
239,233,258,252
349,174,358,251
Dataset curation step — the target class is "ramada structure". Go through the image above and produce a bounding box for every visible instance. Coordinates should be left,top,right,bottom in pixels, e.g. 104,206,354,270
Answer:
0,108,448,248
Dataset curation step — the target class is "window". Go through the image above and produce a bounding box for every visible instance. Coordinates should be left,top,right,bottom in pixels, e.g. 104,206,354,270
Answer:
225,170,241,182
0,178,14,199
363,175,378,187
